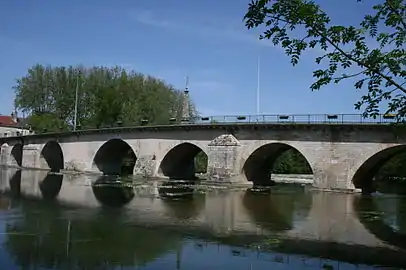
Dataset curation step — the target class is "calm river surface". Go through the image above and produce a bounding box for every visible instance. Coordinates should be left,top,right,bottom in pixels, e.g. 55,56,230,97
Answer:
0,168,405,269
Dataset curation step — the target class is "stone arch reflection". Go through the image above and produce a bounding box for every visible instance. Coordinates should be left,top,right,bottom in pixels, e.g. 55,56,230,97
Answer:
92,175,135,208
355,195,406,250
9,169,22,197
158,181,205,220
242,186,312,232
3,201,183,269
39,173,63,200
243,143,313,186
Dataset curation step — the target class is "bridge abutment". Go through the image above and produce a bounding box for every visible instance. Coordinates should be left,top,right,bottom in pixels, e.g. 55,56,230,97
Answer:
134,155,157,177
206,134,243,183
0,143,23,168
312,162,356,192
0,143,10,166
21,144,42,170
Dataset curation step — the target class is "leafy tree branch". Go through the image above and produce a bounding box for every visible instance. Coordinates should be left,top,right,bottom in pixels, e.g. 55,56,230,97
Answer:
244,0,405,119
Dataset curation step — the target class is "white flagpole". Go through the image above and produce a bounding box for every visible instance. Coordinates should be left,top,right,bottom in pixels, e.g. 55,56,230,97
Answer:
256,54,260,116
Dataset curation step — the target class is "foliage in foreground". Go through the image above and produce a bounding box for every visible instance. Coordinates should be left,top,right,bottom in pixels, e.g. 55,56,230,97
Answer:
13,64,196,132
244,0,405,119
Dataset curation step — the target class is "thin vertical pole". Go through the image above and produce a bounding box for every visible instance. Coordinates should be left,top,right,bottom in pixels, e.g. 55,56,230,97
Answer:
256,54,260,116
73,72,79,131
66,219,71,259
176,245,182,270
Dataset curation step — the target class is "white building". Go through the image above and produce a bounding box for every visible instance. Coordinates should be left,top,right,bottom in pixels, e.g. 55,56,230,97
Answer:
0,113,33,138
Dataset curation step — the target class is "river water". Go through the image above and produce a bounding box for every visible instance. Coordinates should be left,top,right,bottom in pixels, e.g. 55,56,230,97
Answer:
0,169,405,269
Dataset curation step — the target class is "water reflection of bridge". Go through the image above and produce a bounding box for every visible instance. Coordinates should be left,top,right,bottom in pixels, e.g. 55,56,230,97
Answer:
0,168,405,264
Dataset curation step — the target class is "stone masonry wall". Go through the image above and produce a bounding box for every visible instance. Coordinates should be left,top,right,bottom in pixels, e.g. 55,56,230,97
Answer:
207,134,242,182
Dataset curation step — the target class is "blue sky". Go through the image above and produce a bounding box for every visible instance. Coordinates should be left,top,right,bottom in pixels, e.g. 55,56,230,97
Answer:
0,0,375,117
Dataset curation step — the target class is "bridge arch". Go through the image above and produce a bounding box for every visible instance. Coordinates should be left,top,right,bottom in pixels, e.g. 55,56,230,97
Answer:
10,143,23,167
242,142,313,186
40,141,64,172
93,138,137,175
158,142,208,180
352,144,406,193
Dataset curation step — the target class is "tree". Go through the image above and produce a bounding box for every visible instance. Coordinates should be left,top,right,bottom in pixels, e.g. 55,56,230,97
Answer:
13,65,197,132
244,0,405,119
376,152,406,179
194,151,208,173
272,148,312,174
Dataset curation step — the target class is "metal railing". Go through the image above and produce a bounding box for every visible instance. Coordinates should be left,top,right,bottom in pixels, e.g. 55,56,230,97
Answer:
189,113,399,125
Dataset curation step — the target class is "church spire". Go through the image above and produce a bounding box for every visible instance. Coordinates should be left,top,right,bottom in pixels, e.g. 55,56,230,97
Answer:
181,76,190,123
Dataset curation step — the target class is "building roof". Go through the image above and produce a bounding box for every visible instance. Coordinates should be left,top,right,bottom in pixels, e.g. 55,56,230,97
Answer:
0,115,17,126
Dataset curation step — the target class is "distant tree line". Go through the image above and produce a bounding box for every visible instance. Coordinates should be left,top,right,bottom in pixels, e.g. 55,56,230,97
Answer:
377,153,406,181
195,152,208,174
13,64,197,133
272,149,312,174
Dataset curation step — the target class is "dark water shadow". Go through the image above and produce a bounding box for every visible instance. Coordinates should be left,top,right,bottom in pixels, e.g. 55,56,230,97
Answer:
39,173,63,200
375,178,406,195
2,197,182,269
354,194,406,250
92,175,135,208
158,181,205,220
242,187,312,233
158,181,204,220
9,170,22,197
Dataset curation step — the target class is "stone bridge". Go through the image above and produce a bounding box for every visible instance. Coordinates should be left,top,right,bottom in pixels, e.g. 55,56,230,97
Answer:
1,123,406,192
